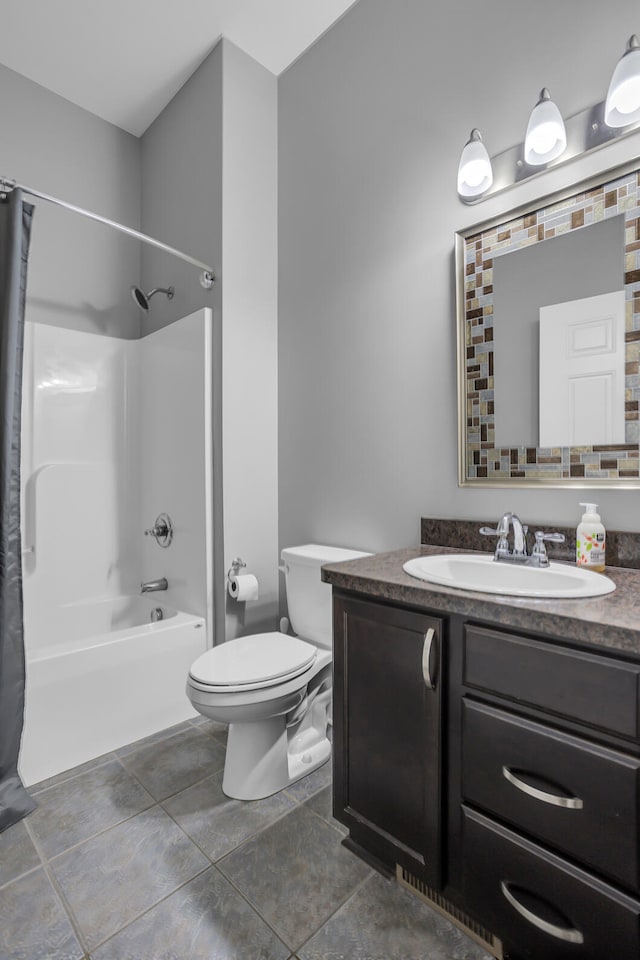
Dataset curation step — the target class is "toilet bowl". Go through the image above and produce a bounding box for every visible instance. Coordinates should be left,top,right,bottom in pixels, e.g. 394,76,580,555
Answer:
186,544,369,800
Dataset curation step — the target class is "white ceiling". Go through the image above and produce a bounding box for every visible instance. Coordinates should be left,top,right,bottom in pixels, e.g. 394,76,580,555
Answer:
0,0,360,136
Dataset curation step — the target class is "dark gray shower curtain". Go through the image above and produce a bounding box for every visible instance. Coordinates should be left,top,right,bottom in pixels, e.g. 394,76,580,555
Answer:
0,188,36,832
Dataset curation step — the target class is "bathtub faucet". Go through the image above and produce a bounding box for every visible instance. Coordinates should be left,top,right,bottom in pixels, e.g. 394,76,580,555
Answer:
140,577,168,594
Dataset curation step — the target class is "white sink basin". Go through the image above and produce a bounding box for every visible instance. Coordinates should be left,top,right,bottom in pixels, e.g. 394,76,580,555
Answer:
403,553,616,599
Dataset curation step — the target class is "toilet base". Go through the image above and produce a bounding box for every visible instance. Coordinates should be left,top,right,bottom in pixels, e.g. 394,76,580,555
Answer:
288,733,332,789
222,720,331,800
222,686,332,801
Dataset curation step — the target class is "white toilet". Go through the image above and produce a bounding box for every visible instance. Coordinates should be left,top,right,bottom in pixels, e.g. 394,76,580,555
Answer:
186,544,369,800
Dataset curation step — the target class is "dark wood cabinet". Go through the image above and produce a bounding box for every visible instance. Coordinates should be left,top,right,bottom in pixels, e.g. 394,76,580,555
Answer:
332,592,444,886
330,584,640,960
457,621,640,959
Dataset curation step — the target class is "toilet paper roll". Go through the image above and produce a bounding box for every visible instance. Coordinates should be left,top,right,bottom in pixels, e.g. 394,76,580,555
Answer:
228,573,260,602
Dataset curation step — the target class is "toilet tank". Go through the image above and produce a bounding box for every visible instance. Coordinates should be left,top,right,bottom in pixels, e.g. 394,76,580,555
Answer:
281,544,371,649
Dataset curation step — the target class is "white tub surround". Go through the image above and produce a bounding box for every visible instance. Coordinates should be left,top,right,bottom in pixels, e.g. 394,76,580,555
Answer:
20,310,214,786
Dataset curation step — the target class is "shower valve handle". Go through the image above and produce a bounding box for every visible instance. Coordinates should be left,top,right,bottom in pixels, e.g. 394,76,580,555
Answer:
145,522,168,538
144,513,174,548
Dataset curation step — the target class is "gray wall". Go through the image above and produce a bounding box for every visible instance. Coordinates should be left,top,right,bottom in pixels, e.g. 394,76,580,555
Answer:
140,41,279,645
278,0,640,550
1,64,141,338
140,44,224,643
139,45,222,335
220,42,279,641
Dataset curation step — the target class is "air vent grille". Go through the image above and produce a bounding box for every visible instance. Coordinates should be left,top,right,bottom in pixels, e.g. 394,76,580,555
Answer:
396,865,503,959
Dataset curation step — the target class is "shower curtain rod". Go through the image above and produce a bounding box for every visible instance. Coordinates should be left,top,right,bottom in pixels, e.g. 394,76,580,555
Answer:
0,176,215,288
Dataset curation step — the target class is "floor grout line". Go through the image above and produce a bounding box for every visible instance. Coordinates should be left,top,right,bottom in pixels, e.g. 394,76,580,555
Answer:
87,856,296,956
23,816,90,956
85,863,213,956
114,749,227,805
0,861,41,893
187,717,229,744
32,797,158,867
294,868,375,956
27,753,118,797
299,800,348,837
113,719,213,759
0,816,45,891
22,817,48,867
42,859,91,958
212,794,326,871
212,859,297,952
210,799,369,956
159,779,322,868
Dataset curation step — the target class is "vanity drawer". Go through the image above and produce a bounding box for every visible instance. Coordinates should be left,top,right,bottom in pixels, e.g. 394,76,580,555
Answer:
462,806,640,960
463,624,640,738
461,698,640,890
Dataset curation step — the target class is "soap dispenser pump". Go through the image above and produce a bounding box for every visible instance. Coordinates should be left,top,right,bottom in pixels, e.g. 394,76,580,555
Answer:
576,503,606,572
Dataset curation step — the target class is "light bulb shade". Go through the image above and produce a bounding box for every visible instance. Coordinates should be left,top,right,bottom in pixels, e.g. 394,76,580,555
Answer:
457,129,493,199
605,35,640,127
524,89,566,165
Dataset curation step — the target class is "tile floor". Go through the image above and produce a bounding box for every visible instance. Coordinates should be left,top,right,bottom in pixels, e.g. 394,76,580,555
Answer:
1,717,492,959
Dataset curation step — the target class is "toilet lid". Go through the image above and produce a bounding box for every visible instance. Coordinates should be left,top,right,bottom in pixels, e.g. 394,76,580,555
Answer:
189,632,317,690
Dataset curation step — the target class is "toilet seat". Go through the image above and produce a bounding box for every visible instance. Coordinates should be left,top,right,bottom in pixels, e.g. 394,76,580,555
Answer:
188,632,317,692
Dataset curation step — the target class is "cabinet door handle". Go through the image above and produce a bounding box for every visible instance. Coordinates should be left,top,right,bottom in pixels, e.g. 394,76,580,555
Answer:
502,766,583,810
500,882,584,944
422,628,438,689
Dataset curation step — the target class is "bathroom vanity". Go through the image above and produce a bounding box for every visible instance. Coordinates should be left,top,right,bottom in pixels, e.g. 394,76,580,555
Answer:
323,541,640,960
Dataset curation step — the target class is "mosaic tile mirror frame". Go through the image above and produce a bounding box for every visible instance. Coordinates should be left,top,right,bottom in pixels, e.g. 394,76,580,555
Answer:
456,159,640,487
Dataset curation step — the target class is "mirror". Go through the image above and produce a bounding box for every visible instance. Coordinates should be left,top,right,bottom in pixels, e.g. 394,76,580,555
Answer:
456,159,640,487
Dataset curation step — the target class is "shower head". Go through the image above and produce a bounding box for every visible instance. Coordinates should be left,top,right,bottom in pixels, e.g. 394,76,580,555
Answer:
130,285,174,311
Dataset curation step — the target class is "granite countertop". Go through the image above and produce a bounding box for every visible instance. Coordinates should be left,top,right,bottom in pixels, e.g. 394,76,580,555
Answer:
321,544,640,657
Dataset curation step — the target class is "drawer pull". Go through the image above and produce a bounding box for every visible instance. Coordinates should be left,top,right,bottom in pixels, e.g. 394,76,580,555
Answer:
502,766,583,810
422,628,438,689
500,882,584,944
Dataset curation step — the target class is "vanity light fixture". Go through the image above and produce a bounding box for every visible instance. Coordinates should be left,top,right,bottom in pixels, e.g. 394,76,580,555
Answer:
524,88,567,166
457,129,493,200
458,32,640,203
605,35,640,127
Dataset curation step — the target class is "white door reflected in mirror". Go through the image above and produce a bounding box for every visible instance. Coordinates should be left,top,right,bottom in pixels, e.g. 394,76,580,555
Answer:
539,290,625,447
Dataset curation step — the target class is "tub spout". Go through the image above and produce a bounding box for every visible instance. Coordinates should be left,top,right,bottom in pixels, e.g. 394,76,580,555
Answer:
140,577,168,593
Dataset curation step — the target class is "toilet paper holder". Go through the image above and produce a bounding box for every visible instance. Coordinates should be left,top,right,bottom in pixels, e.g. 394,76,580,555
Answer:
227,557,246,583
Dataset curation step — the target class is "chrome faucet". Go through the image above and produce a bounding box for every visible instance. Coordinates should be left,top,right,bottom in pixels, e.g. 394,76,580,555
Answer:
506,512,527,557
480,512,528,560
140,577,168,593
480,513,565,567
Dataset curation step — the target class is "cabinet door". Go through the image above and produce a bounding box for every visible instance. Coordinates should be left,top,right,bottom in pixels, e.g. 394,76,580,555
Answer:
461,698,640,890
462,806,640,960
463,624,640,738
333,593,443,886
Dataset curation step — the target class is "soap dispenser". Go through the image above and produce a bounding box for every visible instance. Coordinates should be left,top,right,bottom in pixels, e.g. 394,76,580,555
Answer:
576,503,606,572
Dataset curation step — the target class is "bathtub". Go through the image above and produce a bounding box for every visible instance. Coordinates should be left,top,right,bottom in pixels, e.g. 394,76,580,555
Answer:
19,596,207,787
